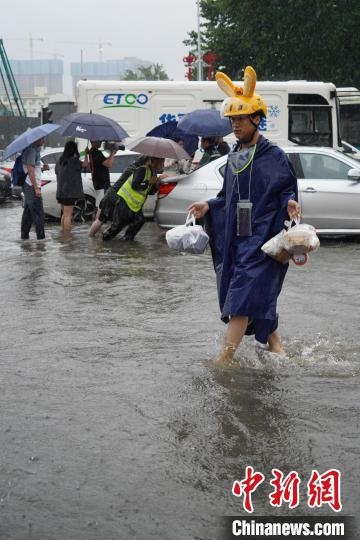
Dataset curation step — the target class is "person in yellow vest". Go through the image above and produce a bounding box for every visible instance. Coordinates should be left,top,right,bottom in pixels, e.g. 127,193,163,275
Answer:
102,156,165,241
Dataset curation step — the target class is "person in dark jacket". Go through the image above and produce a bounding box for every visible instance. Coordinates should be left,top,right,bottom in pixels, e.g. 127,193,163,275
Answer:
55,141,85,232
216,137,231,155
197,137,221,168
188,68,301,366
102,156,165,241
86,140,116,210
88,154,148,237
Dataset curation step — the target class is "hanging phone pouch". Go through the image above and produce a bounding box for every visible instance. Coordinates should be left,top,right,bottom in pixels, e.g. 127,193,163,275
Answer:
230,144,256,237
237,200,253,236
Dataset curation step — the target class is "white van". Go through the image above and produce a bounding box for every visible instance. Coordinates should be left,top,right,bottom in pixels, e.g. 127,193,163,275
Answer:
76,79,341,149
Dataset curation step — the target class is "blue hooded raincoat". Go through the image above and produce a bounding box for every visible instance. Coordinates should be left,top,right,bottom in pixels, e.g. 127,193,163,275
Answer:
207,135,298,344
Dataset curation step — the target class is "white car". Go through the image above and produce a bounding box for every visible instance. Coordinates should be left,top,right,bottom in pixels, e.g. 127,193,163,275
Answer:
155,146,360,235
40,149,159,221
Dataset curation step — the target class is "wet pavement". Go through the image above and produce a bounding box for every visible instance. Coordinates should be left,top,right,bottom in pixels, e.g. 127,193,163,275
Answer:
0,201,359,539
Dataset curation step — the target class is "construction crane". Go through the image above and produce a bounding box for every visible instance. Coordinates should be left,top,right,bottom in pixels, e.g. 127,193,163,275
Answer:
0,39,26,116
29,35,44,60
5,36,112,63
98,40,112,63
53,39,112,62
5,35,44,60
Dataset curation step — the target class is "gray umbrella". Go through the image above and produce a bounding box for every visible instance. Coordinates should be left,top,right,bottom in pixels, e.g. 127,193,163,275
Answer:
127,136,191,159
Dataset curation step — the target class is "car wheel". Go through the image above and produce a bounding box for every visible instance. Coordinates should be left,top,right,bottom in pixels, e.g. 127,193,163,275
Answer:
73,196,96,223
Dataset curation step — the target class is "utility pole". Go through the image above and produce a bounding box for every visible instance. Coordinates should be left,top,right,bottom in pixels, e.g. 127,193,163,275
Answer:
196,0,202,81
80,49,84,78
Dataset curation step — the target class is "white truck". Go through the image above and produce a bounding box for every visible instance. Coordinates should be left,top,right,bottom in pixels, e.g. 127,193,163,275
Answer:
76,79,342,150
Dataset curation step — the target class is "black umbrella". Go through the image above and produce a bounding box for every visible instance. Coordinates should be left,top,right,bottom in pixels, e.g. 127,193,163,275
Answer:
57,112,128,141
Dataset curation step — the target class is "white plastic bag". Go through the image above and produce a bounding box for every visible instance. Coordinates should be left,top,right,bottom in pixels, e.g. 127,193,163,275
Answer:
282,223,320,254
261,229,286,259
182,215,209,254
261,219,320,264
165,222,187,251
166,213,209,254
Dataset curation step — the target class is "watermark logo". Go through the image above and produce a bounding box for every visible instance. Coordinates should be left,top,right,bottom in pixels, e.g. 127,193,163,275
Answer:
232,467,342,513
102,93,149,109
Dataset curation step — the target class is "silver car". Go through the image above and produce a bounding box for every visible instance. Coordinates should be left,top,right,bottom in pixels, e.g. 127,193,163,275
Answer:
155,146,360,235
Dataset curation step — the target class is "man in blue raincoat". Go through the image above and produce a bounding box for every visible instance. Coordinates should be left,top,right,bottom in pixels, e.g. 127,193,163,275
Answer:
189,68,300,366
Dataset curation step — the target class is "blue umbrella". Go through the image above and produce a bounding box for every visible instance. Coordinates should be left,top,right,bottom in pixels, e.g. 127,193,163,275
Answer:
177,109,232,137
146,120,199,157
57,112,128,141
3,123,60,160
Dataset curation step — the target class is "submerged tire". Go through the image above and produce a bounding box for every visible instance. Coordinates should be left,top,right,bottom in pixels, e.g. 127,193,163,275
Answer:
73,196,96,223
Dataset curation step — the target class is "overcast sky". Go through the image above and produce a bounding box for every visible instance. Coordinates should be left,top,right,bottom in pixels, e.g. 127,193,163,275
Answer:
2,0,199,94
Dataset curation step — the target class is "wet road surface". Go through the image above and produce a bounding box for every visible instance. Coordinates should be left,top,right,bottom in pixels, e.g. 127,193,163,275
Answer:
0,201,359,539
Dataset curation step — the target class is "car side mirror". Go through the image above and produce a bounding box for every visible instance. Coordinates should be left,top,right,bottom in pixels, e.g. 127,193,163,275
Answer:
348,168,360,182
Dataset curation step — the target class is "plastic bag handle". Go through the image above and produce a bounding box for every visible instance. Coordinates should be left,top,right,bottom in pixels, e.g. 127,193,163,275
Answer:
185,212,196,227
284,217,300,230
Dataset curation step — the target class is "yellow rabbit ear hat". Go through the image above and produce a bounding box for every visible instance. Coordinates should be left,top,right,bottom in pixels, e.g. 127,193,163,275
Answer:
216,66,267,118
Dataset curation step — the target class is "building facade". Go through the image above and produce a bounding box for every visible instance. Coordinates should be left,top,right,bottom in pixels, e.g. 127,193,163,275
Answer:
8,59,63,95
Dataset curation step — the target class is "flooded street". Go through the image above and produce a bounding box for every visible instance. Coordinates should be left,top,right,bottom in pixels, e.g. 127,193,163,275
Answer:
0,201,359,540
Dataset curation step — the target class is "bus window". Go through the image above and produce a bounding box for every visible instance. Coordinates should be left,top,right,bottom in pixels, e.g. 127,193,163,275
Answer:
289,107,332,146
288,94,332,147
339,104,360,149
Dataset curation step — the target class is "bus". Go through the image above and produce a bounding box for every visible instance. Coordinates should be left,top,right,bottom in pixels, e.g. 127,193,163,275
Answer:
76,79,342,149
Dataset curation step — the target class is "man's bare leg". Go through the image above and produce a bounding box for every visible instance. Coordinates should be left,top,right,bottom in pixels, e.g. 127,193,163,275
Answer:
89,219,104,237
267,330,285,354
89,209,103,237
215,316,248,366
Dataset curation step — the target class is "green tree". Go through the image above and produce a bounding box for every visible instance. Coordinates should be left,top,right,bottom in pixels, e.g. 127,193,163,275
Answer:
185,0,360,86
123,63,169,80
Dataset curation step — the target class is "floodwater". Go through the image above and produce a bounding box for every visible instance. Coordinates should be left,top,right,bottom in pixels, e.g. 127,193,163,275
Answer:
0,201,359,540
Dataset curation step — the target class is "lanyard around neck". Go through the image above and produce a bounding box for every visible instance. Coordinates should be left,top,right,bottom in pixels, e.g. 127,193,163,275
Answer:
232,143,257,174
234,144,257,202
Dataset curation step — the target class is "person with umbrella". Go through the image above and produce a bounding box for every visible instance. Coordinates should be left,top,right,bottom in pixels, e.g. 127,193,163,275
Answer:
197,136,222,167
20,135,47,240
188,67,301,365
88,154,148,238
177,109,232,169
55,141,85,233
102,136,190,242
146,121,198,174
56,112,129,212
3,123,59,241
102,155,165,242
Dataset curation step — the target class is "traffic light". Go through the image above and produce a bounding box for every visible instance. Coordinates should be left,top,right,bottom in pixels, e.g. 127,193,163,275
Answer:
41,106,53,124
